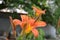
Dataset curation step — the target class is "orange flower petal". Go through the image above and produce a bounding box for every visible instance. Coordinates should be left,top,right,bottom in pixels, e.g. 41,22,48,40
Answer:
21,15,29,22
36,9,46,15
13,19,22,26
28,18,35,25
34,21,46,28
32,29,39,37
25,24,32,34
32,6,46,16
21,22,27,28
13,19,27,28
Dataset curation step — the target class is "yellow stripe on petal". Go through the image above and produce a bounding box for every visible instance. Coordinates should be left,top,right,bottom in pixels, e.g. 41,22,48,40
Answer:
25,24,32,34
36,13,39,16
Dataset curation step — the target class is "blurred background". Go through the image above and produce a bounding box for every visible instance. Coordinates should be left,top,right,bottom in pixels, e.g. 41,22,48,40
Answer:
0,0,60,40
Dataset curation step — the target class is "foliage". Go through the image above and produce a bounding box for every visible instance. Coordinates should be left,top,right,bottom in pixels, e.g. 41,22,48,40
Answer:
0,0,60,40
17,29,45,40
2,0,60,26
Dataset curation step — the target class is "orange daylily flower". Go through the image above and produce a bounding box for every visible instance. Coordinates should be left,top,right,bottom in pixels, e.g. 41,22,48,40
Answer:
32,6,46,16
13,15,46,37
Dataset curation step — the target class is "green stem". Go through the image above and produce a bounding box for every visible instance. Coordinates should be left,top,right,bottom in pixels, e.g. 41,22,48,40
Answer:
34,14,41,23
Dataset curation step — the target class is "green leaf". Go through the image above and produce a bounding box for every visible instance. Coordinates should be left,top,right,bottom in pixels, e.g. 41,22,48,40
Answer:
26,32,34,40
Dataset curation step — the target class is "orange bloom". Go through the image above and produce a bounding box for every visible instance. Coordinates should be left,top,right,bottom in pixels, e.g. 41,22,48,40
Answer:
13,15,46,37
32,6,46,16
